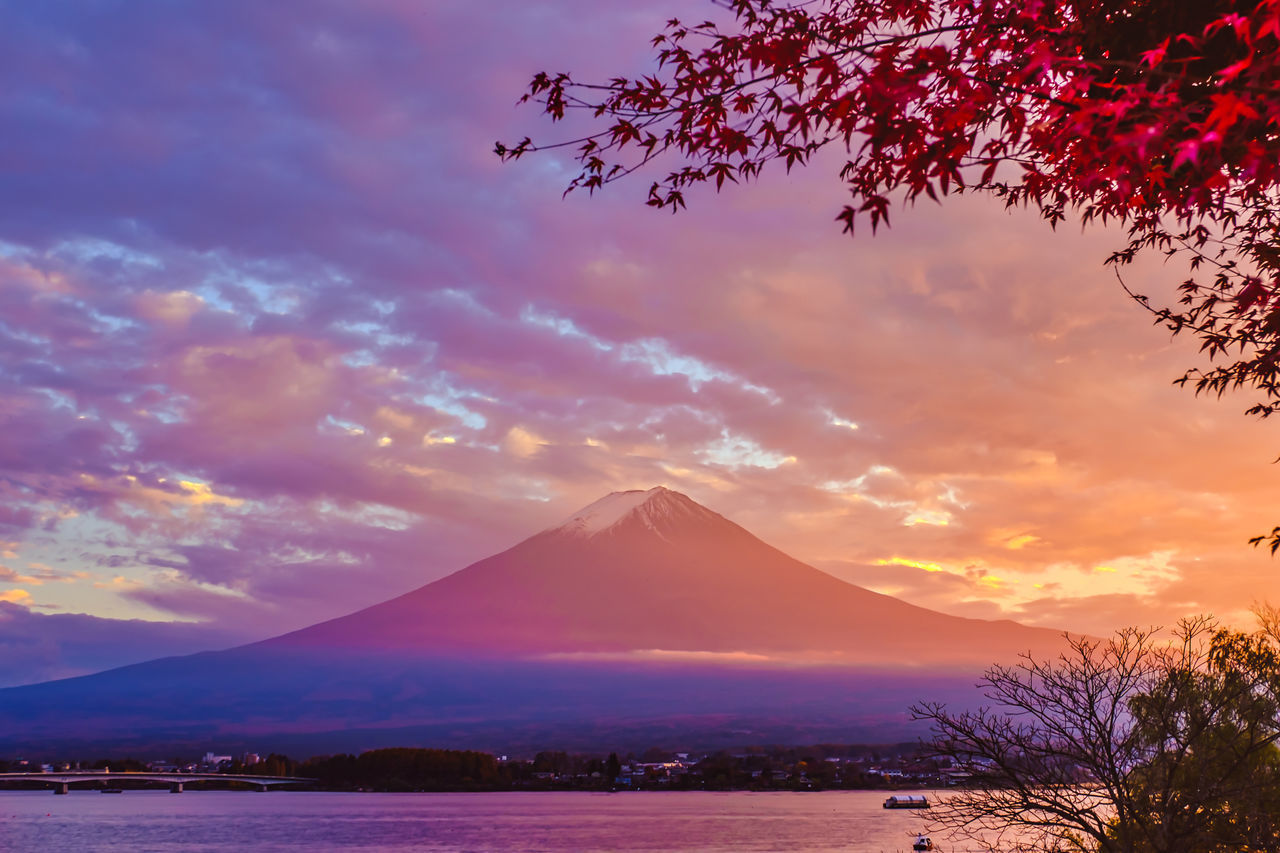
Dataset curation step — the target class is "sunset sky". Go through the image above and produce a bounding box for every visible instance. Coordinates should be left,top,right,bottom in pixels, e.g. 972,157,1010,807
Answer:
2,0,1278,685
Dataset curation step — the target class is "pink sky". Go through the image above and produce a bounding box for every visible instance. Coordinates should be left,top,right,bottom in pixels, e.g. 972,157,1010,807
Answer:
0,0,1277,683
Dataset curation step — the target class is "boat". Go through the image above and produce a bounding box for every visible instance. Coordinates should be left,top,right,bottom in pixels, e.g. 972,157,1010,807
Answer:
883,794,930,809
912,835,933,851
100,787,124,794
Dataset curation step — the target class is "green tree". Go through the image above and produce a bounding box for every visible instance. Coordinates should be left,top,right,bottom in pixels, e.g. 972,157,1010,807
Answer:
1111,626,1280,851
297,748,502,791
256,753,297,777
915,615,1280,852
532,750,571,776
696,752,744,789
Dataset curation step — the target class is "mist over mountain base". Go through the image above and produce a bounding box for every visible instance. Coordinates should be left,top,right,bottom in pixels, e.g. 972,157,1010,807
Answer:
0,650,981,755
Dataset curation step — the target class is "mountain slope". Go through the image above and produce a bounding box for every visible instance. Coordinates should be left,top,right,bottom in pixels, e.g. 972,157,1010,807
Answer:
269,486,1064,667
0,487,1069,752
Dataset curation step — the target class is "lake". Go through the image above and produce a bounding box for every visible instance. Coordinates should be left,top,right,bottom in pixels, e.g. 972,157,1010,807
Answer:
0,789,989,851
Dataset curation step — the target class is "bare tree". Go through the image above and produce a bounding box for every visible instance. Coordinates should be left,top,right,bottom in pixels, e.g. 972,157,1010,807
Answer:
913,616,1280,853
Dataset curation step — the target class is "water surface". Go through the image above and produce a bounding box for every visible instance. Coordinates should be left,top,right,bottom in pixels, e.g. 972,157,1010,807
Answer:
0,789,979,851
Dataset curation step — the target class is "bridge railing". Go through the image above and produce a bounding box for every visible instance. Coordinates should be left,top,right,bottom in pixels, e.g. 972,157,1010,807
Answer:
0,771,315,794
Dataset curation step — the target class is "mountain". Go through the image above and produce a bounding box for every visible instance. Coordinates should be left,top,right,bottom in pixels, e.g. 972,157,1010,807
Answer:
267,486,1065,667
0,487,1069,755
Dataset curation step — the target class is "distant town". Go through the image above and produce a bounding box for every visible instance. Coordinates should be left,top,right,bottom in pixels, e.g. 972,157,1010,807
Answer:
0,744,984,792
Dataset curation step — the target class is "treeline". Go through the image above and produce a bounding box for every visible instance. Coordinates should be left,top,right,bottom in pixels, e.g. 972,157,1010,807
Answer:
298,749,503,791
3,742,933,793
234,745,934,792
256,749,617,791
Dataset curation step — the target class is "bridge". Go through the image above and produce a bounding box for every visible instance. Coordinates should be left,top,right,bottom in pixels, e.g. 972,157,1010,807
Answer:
0,771,316,794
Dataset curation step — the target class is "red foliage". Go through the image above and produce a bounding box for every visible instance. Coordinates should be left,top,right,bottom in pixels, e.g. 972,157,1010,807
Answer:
499,0,1280,548
502,0,1280,225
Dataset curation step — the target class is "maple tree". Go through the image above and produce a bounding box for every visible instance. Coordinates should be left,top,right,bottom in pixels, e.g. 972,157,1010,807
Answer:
499,0,1280,548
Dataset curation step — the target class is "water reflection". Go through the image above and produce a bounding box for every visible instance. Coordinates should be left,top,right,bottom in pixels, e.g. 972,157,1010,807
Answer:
0,788,1030,852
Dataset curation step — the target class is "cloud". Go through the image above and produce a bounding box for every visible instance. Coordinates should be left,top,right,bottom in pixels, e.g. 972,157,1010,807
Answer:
0,563,84,585
0,0,1273,662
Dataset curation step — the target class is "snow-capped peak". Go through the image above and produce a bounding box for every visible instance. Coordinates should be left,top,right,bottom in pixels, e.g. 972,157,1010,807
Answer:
548,486,709,538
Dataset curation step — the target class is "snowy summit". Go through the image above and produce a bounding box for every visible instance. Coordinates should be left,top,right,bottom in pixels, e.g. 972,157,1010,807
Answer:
548,486,714,538
551,487,669,536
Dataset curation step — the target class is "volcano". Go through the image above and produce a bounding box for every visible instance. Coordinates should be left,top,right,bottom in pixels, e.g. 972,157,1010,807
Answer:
270,486,1064,667
0,487,1069,754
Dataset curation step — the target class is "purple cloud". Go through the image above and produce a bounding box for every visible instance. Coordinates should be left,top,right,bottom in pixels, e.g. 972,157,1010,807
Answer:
0,0,1274,691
